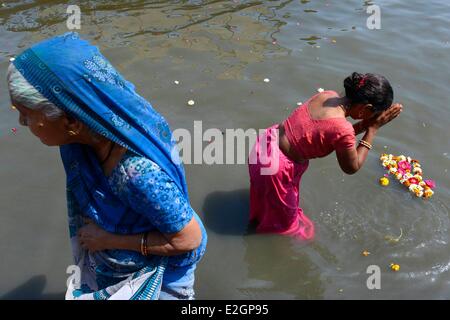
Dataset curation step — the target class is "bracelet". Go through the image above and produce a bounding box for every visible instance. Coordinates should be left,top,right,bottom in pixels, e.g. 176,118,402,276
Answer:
359,139,372,150
140,232,149,256
359,140,372,149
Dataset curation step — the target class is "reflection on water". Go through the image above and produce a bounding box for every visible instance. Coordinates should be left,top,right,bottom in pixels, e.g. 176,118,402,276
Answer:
203,189,250,236
1,275,64,300
240,235,325,299
1,0,449,299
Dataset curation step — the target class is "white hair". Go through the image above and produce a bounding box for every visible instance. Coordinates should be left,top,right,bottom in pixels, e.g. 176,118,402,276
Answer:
7,63,65,120
7,63,103,142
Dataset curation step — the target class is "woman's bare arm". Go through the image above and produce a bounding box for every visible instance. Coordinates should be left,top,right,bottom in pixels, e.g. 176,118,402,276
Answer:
353,119,370,135
78,217,202,255
336,104,402,174
336,127,377,174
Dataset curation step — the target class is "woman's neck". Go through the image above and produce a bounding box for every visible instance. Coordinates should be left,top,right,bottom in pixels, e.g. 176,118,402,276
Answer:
322,95,352,117
336,96,352,117
71,128,115,162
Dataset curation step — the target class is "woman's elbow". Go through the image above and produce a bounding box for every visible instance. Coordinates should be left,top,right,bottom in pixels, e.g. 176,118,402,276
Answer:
341,164,360,175
170,221,202,252
172,235,201,252
186,236,202,251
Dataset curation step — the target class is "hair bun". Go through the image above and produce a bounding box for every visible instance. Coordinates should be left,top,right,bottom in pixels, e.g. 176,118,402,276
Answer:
344,72,364,99
343,72,394,112
351,72,365,87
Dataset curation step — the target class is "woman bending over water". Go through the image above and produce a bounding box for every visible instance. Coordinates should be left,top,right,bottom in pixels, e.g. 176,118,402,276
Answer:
249,72,403,240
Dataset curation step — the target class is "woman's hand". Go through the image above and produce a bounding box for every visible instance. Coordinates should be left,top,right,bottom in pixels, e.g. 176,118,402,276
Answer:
78,218,113,252
76,216,202,256
368,103,403,130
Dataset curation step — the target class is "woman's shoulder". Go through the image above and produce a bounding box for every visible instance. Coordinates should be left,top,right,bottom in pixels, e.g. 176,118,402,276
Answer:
308,90,345,120
315,90,340,100
109,149,163,184
120,149,158,168
306,90,338,106
333,119,355,136
107,149,171,199
321,89,340,96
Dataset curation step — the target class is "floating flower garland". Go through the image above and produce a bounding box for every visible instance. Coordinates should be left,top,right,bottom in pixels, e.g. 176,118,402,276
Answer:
380,154,435,199
390,263,400,272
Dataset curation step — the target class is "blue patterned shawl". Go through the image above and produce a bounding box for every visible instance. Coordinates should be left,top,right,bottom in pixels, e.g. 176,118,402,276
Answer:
12,32,187,299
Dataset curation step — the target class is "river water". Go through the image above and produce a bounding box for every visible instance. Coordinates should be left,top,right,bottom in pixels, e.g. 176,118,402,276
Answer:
0,0,449,299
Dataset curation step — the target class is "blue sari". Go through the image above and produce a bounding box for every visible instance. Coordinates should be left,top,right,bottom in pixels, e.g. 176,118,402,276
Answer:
13,32,189,299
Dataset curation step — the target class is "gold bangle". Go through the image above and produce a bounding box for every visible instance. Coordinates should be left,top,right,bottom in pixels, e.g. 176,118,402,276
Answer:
361,141,372,149
360,139,370,146
359,139,372,150
140,234,145,255
141,232,149,256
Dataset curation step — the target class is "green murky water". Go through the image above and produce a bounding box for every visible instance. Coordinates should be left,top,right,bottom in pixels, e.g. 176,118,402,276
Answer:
0,0,449,299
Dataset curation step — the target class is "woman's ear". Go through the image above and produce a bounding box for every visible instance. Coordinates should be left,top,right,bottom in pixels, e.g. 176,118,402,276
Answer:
63,115,84,134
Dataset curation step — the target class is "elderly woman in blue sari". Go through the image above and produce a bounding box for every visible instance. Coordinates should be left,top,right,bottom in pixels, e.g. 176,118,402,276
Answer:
6,32,207,300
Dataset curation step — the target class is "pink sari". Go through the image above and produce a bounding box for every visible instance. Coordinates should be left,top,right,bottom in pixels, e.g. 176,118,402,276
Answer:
248,92,355,240
248,124,314,240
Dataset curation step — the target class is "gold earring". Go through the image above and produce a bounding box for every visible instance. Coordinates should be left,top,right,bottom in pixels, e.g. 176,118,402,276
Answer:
68,130,78,136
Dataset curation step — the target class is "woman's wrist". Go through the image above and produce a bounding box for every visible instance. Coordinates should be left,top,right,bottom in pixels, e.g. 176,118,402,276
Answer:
106,233,149,253
104,233,121,250
367,126,378,134
353,121,364,134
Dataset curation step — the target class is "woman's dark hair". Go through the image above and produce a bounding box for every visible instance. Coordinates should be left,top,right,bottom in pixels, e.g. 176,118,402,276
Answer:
344,72,393,112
